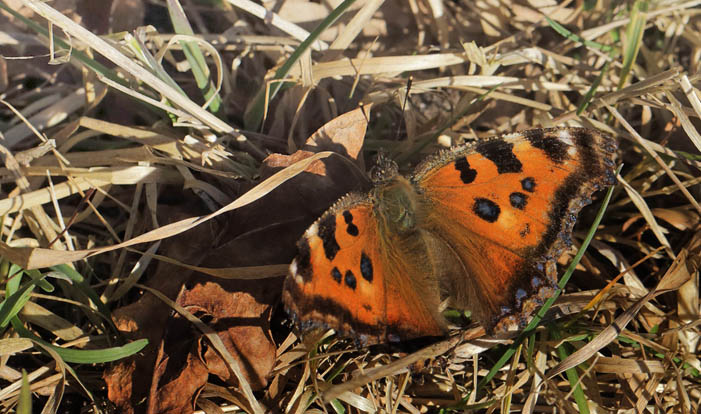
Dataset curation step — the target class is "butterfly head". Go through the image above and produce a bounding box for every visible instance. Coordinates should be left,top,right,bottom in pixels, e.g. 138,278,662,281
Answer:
369,150,399,184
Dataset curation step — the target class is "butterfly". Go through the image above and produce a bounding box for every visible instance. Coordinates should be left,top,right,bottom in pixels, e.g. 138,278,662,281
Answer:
282,127,617,345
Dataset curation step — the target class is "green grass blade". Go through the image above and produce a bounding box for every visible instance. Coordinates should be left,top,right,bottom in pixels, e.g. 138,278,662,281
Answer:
5,264,23,294
27,269,54,292
11,317,148,364
51,265,117,333
0,274,39,328
167,0,223,115
243,0,357,130
545,16,616,54
18,369,32,414
551,327,590,413
125,35,184,91
330,398,346,414
3,264,140,363
578,60,612,115
619,1,648,89
49,264,84,283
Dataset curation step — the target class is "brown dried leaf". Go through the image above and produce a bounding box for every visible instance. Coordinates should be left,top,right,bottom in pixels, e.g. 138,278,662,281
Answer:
178,278,278,390
104,361,137,414
149,349,209,414
261,104,370,176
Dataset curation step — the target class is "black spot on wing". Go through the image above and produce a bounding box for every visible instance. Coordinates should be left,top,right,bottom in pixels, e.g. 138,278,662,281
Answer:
510,192,528,210
521,177,536,192
295,238,312,280
473,198,501,222
331,267,342,283
525,129,569,163
342,210,359,236
476,140,523,174
454,157,477,183
345,270,357,290
318,215,340,260
360,252,373,282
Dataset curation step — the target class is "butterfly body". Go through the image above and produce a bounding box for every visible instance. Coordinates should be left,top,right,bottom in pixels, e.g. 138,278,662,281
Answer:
371,176,420,235
283,127,617,345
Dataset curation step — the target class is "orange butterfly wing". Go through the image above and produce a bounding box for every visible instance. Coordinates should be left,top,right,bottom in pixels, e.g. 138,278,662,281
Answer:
412,127,616,330
284,127,616,343
283,193,447,345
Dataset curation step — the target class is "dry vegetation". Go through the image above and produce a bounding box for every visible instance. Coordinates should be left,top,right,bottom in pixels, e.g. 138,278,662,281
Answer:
0,0,699,413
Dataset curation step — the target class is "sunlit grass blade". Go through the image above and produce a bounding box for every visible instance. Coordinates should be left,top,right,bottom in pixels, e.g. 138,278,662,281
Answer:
124,34,186,96
11,317,149,364
18,370,31,414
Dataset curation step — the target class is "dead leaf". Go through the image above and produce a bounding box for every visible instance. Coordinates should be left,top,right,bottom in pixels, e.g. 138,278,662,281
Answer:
261,104,370,176
104,203,216,414
149,344,209,414
177,278,278,390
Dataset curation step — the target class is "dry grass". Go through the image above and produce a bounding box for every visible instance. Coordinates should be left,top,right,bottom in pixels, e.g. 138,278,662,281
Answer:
0,0,699,413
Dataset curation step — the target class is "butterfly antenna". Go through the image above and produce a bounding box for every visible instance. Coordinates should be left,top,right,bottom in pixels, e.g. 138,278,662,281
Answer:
359,102,371,124
395,76,413,141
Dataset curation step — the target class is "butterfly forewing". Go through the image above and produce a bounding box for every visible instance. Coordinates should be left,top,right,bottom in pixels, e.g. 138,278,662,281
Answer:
412,128,616,330
283,193,446,345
